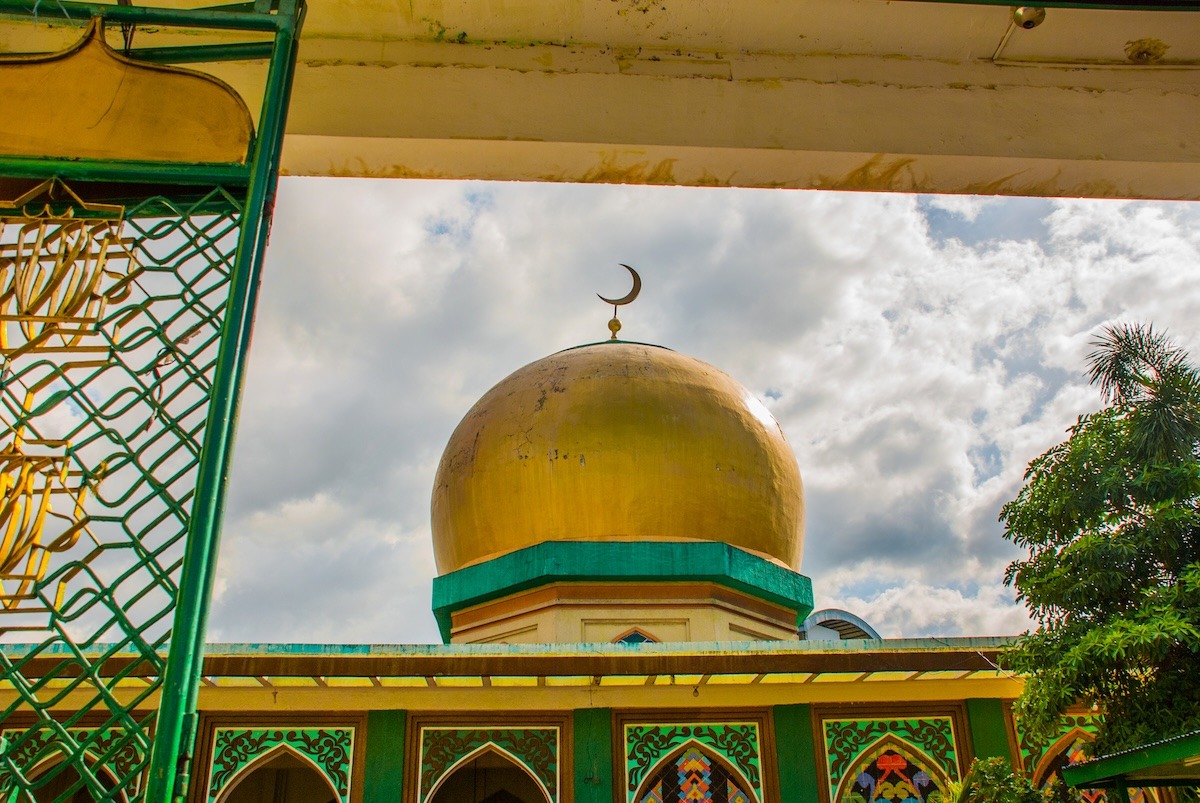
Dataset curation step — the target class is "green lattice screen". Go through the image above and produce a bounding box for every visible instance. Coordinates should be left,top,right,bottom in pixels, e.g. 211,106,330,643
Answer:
0,189,243,800
0,0,303,799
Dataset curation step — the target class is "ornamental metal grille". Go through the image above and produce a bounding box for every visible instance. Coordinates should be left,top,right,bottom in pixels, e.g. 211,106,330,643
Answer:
0,186,243,802
0,1,302,796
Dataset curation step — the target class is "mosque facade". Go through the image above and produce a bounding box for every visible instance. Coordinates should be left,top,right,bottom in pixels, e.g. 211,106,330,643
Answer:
6,331,1152,803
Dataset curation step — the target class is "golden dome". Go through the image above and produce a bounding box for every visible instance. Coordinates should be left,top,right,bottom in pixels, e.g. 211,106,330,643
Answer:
431,341,805,574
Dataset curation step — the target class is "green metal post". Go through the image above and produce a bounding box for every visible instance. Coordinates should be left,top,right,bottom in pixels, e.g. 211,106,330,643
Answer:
141,2,304,801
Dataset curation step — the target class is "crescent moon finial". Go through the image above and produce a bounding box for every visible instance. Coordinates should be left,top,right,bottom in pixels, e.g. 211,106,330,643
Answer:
598,264,641,340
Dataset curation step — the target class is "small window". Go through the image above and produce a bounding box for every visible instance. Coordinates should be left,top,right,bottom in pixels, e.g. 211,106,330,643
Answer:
614,628,657,644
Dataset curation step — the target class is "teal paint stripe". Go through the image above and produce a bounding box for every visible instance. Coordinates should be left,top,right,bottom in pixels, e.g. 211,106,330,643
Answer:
573,709,613,803
966,699,1014,764
774,704,821,803
431,541,814,643
364,711,406,803
897,0,1200,9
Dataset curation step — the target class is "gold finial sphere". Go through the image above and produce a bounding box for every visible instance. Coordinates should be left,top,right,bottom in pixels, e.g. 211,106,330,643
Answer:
608,317,622,339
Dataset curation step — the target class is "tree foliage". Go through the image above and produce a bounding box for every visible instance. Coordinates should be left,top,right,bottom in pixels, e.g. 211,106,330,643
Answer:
1001,323,1200,754
946,758,1079,803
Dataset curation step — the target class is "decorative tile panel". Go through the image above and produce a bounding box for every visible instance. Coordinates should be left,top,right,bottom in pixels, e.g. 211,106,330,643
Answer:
821,717,959,803
624,723,763,803
206,727,354,803
1,726,144,794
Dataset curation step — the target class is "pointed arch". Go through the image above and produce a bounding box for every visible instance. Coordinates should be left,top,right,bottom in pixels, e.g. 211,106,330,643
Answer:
1030,730,1159,803
424,743,552,803
214,743,339,803
1031,727,1093,789
632,739,759,803
22,752,127,803
832,733,952,803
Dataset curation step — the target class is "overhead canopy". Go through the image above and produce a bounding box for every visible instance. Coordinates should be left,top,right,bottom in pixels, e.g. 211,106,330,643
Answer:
2,0,1198,197
278,0,1200,197
1063,730,1200,791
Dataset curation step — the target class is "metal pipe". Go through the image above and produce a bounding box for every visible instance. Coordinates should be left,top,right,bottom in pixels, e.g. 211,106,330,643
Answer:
123,41,276,64
140,0,304,799
0,0,286,31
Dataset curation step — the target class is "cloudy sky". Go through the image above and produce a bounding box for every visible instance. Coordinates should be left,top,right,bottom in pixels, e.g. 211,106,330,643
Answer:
207,179,1200,645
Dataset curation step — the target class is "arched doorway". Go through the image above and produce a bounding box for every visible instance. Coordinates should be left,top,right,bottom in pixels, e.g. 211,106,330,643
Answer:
429,748,551,803
20,758,126,803
219,750,338,803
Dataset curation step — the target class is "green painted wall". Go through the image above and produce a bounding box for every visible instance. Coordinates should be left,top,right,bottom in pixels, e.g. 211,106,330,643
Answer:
966,698,1013,764
573,708,613,803
364,710,406,803
774,704,821,803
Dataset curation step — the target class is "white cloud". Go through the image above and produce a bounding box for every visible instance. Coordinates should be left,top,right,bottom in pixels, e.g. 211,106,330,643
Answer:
212,181,1200,644
814,576,1032,639
926,194,993,223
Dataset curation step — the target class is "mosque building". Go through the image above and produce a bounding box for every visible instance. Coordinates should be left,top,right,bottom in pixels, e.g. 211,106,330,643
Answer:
1,0,1196,797
1,264,1164,803
55,287,1150,803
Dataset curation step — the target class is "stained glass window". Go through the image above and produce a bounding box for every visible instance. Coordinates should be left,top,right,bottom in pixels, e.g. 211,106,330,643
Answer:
838,745,947,803
636,745,755,803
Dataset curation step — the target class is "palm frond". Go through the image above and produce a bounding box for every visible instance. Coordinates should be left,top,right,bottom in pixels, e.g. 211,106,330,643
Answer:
1087,323,1200,461
1087,322,1191,404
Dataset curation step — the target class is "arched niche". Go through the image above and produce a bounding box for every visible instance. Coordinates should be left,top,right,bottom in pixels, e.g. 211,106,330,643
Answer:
20,755,127,803
217,746,339,803
633,741,758,803
428,745,551,803
1032,730,1160,803
833,734,952,803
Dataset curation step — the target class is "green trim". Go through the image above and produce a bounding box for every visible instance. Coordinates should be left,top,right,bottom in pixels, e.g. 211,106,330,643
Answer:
774,704,821,803
2,634,1015,659
1062,730,1200,789
966,699,1013,763
573,709,613,803
431,541,814,644
364,711,406,803
898,0,1200,10
0,157,250,185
